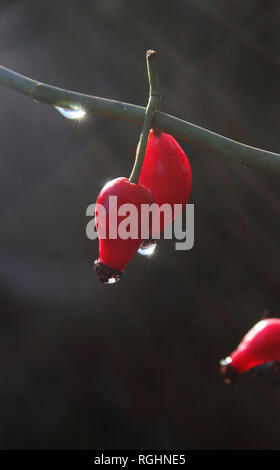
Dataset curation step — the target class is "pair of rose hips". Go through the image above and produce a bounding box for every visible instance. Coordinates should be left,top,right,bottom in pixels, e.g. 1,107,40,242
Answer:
220,318,280,384
94,130,192,284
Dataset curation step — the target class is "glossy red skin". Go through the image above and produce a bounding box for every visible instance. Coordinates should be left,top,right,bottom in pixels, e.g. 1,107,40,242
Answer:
95,177,154,272
228,319,280,374
138,131,192,232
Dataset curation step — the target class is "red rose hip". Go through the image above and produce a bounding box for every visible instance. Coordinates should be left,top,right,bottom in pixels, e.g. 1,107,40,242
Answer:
138,130,192,232
137,130,192,255
94,177,154,284
220,318,280,383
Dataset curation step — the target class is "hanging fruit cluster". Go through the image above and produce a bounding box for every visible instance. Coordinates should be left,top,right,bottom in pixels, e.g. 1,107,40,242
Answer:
94,130,192,285
92,49,280,389
93,50,192,285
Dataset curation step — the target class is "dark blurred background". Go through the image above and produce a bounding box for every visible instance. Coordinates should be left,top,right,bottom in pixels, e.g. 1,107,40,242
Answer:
0,0,279,450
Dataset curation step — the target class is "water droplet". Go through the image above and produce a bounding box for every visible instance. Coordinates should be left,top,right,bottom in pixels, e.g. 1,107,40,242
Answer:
220,358,239,385
220,356,232,367
138,239,157,256
107,277,119,285
55,106,86,120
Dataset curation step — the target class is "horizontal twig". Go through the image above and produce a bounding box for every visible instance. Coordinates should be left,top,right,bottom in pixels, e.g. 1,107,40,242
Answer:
0,65,279,173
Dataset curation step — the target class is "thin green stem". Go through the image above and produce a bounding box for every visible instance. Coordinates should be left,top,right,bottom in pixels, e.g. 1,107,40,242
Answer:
0,64,279,173
129,50,161,183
